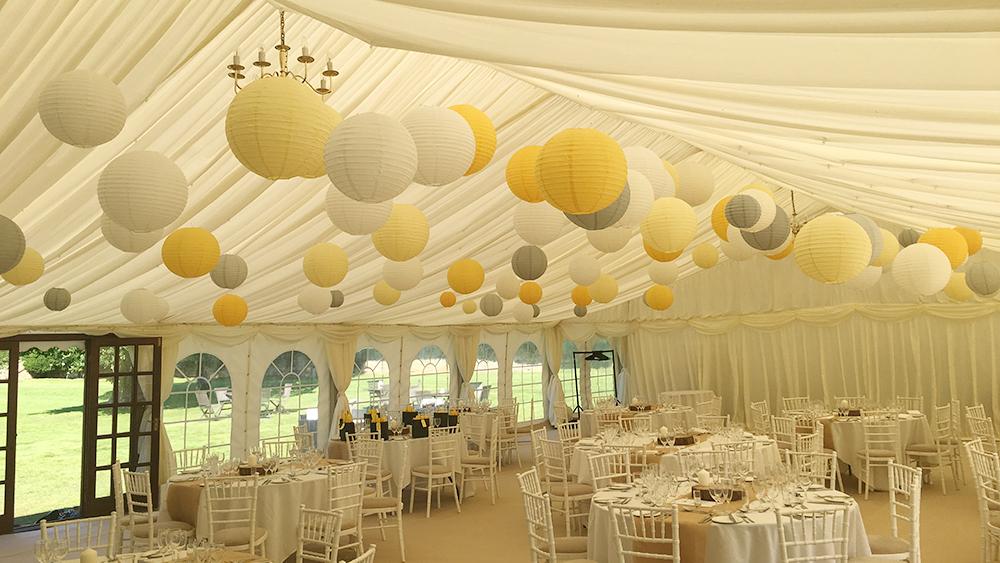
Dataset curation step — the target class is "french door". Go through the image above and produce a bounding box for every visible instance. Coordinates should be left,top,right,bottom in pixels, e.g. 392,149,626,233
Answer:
0,342,17,533
81,337,161,516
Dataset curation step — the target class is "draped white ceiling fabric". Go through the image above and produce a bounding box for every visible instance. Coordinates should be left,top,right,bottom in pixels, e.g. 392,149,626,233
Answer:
0,0,996,328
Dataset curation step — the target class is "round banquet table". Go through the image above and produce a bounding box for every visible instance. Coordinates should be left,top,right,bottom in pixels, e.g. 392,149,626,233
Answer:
586,486,872,563
820,412,932,490
579,408,698,438
657,390,715,410
326,432,466,491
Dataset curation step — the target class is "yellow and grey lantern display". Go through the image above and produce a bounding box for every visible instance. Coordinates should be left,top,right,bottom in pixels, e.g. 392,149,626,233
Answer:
448,258,485,294
918,227,968,269
449,105,496,175
161,228,221,279
565,183,630,231
506,146,545,203
641,197,697,254
0,215,26,274
2,248,44,286
401,106,475,187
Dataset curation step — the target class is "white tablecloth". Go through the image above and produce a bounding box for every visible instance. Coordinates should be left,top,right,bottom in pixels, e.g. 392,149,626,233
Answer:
823,414,932,490
579,409,698,437
327,432,466,491
658,390,715,409
587,488,872,563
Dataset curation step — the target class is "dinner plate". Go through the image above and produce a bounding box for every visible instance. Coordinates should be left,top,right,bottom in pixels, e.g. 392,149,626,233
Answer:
711,514,740,524
609,483,632,491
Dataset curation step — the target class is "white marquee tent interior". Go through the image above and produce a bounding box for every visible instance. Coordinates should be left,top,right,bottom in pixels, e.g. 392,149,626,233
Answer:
0,1,998,562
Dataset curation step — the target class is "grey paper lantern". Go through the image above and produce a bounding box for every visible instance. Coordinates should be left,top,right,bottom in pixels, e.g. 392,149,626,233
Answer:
480,293,503,317
532,304,541,318
98,151,188,233
565,184,630,231
331,290,345,308
574,305,587,318
724,194,761,230
511,245,548,281
742,207,791,251
846,214,882,265
43,287,71,311
898,228,921,248
0,215,26,274
210,254,248,289
966,261,1000,297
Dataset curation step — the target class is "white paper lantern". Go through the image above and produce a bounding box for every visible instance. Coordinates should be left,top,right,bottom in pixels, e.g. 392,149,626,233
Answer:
846,214,883,265
648,261,678,285
210,254,248,289
674,161,714,206
43,288,71,311
721,229,757,262
38,70,126,148
298,285,333,315
891,243,952,296
496,270,520,300
587,227,632,253
568,255,601,286
324,113,417,203
618,170,654,228
513,202,564,246
512,302,534,323
401,107,475,186
623,147,674,198
0,215,26,274
325,185,392,235
98,151,188,233
382,258,423,291
120,289,164,324
101,216,161,253
845,265,883,290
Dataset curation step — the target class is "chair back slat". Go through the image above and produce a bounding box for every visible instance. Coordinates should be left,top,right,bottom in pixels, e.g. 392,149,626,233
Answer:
174,446,208,473
40,513,118,559
609,504,680,561
557,421,580,443
516,467,543,495
785,450,837,490
620,415,652,433
519,489,558,561
296,504,342,563
588,451,631,490
886,462,921,562
775,506,850,563
772,416,796,450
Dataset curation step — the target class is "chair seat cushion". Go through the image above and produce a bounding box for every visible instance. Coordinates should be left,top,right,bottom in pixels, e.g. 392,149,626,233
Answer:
366,468,392,479
120,512,159,526
213,526,268,547
413,463,452,475
544,483,594,497
906,443,943,453
563,560,599,563
858,449,896,458
462,454,490,465
131,520,193,538
868,534,910,555
363,496,402,510
549,535,588,555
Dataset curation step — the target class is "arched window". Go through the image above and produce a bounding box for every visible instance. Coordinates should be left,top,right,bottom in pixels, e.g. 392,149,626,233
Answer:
409,345,450,409
588,337,617,405
560,341,580,411
165,353,232,456
350,347,390,418
259,351,319,444
512,341,544,422
471,343,499,406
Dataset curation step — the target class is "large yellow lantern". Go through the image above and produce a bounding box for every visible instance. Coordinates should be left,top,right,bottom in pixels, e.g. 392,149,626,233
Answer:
373,281,401,305
519,282,543,305
303,242,349,287
571,285,592,307
449,105,496,175
213,294,248,327
711,196,733,241
644,284,674,311
535,129,627,214
1,247,43,286
644,241,682,262
954,226,983,255
919,228,968,269
447,258,485,294
793,214,871,284
640,197,697,253
371,204,429,262
506,146,544,203
589,274,619,303
161,228,220,279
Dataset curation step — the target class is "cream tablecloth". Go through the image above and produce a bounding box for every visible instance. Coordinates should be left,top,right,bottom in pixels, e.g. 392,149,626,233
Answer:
579,408,698,437
327,432,466,491
821,413,932,490
657,390,715,410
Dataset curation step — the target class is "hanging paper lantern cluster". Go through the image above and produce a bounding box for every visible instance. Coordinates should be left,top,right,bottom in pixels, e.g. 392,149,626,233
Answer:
402,107,475,186
0,216,26,274
2,248,43,286
101,216,162,253
121,289,169,324
891,243,951,295
325,113,417,203
624,147,674,199
98,151,188,233
211,254,248,289
325,186,392,235
966,262,1000,297
448,259,485,294
512,246,547,280
535,129,627,214
794,214,871,284
161,228,220,279
213,294,248,326
674,161,714,206
302,243,349,287
449,105,496,175
373,280,401,305
38,70,126,148
587,227,632,253
644,285,674,311
371,204,429,262
692,243,719,269
43,288,71,311
226,77,340,180
918,228,968,269
513,202,564,246
640,198,696,254
383,258,423,291
589,273,618,304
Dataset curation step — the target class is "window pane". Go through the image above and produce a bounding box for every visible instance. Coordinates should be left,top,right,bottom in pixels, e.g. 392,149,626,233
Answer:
136,345,154,373
350,348,390,419
409,345,450,409
165,353,232,454
471,344,498,407
512,342,544,422
560,342,580,409
99,347,115,374
260,351,319,444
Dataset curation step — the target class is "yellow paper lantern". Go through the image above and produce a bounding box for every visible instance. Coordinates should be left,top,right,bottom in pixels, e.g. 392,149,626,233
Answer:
766,238,795,261
589,273,619,304
535,129,627,214
447,258,485,294
440,291,457,308
1,247,43,286
692,243,719,269
371,204,429,262
793,214,871,284
871,228,900,267
303,242,349,287
519,281,543,305
711,196,733,241
161,227,220,278
571,285,592,307
944,272,974,302
954,226,983,255
462,300,477,314
644,241,682,262
449,105,496,175
919,228,968,269
506,146,544,203
640,197,697,253
662,160,680,187
225,77,340,180
212,294,248,327
373,280,401,306
644,284,674,311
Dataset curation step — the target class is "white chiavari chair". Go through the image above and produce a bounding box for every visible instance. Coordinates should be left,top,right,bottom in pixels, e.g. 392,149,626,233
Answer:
905,403,961,494
343,545,378,563
596,410,622,432
203,475,268,556
783,396,810,413
557,421,581,444
750,400,771,436
361,461,407,562
460,414,500,504
518,487,595,563
772,416,796,451
609,504,680,562
40,513,118,559
866,462,922,562
678,450,724,479
120,465,192,550
327,461,366,555
969,416,999,455
588,451,631,490
540,438,594,535
346,430,379,461
967,445,1000,562
498,403,521,468
260,437,298,459
696,414,729,432
895,396,923,412
351,438,392,497
295,504,342,563
785,450,838,490
795,432,823,454
836,396,866,409
775,506,850,563
293,424,314,451
409,426,462,518
695,396,722,417
950,399,969,486
858,418,901,500
619,414,652,433
967,404,987,421
173,445,208,474
518,467,544,495
530,427,549,481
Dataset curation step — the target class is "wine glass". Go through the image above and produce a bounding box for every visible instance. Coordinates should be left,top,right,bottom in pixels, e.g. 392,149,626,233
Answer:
48,538,68,562
33,538,50,563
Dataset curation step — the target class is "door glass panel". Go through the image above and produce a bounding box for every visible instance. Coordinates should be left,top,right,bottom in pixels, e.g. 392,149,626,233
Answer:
98,377,114,406
115,437,130,465
0,419,6,444
95,470,110,498
99,347,115,374
97,407,114,436
118,347,135,374
96,439,113,468
118,409,131,435
116,377,133,404
136,375,153,403
0,383,7,410
137,346,154,373
134,405,151,433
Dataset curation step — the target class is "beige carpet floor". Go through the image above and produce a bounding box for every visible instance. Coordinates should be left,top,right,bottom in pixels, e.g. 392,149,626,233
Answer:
0,441,985,562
